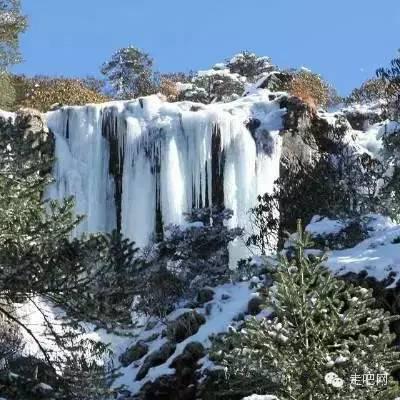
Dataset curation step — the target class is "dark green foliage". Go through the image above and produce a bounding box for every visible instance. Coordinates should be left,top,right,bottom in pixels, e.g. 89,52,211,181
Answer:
133,266,184,320
77,230,140,325
0,115,121,399
347,78,388,105
226,51,274,82
101,46,156,99
278,128,386,236
247,192,279,255
376,51,400,120
133,208,242,319
211,224,400,400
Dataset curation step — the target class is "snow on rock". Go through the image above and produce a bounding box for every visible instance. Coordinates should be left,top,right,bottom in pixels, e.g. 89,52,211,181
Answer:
111,281,254,394
46,92,284,251
0,109,15,121
308,214,400,286
243,395,279,400
306,215,347,237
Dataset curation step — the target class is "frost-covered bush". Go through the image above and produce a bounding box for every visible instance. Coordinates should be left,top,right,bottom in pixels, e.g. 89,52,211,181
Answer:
101,46,156,99
158,71,193,102
134,208,242,319
377,52,400,121
179,51,277,104
0,0,27,70
226,51,275,82
133,266,185,320
180,67,245,104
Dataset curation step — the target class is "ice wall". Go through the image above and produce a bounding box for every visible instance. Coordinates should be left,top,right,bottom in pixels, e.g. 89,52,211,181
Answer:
46,92,284,249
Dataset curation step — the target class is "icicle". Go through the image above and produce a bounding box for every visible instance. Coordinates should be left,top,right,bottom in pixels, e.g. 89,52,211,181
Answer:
46,92,284,262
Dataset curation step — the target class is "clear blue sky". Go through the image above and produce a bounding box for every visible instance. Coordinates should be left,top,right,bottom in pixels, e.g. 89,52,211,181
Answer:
13,0,400,95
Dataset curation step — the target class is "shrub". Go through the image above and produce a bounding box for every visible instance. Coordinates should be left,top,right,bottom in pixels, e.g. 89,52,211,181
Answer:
101,46,156,99
286,69,339,109
226,51,275,82
180,69,245,104
347,78,388,104
13,75,109,111
376,52,400,120
0,71,15,109
133,266,184,320
158,72,193,102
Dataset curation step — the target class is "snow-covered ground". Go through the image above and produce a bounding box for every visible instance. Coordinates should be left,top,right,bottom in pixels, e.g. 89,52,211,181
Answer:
306,214,400,287
17,280,257,396
111,281,255,394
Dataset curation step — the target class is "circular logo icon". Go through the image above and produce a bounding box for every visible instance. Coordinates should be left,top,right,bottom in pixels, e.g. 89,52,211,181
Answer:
325,372,344,388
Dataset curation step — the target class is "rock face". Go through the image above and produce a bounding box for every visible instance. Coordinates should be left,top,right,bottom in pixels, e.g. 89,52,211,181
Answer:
276,95,353,237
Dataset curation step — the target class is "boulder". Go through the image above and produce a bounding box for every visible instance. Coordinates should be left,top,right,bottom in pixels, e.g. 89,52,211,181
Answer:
32,383,53,396
196,287,215,304
135,343,205,400
136,342,176,381
170,342,205,371
248,296,263,316
166,311,206,343
119,341,149,367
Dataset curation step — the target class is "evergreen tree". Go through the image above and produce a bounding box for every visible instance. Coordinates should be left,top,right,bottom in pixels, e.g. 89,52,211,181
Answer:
376,51,400,120
0,0,26,109
180,67,245,104
227,51,275,82
0,0,27,70
101,46,155,99
0,115,120,399
79,230,140,325
134,207,242,319
212,222,400,400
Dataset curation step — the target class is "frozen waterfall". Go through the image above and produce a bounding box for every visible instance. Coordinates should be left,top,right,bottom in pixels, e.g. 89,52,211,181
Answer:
46,92,284,253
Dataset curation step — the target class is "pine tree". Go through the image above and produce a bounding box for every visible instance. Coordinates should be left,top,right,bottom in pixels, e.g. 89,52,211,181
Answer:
0,0,27,70
376,51,400,121
213,222,400,400
80,230,140,325
101,46,155,99
0,0,26,109
0,115,119,399
227,51,275,82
